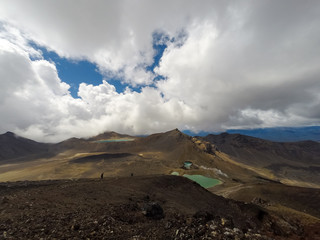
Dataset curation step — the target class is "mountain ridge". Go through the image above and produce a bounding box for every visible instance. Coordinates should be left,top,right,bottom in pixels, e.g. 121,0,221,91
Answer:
0,131,51,162
201,133,320,187
1,129,319,188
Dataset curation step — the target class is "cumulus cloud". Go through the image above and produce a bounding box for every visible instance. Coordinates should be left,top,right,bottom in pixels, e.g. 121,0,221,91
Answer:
0,0,319,141
0,0,224,85
155,1,320,132
0,28,193,141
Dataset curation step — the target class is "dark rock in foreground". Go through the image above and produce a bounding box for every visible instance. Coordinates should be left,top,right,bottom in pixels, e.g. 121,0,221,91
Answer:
0,175,318,239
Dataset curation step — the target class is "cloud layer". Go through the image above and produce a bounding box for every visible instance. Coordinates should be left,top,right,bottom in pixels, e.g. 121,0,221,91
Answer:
0,0,319,142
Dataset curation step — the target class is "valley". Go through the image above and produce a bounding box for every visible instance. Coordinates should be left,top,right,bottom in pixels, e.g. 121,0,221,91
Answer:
0,129,319,239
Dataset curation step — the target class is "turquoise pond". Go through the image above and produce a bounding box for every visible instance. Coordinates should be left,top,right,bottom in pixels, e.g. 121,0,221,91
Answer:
95,139,134,143
183,174,221,188
171,172,221,188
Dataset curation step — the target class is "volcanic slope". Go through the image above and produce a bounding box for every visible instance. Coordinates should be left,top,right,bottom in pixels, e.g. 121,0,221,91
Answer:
67,129,245,180
0,132,51,163
1,129,319,189
1,175,319,240
201,133,320,187
0,129,231,182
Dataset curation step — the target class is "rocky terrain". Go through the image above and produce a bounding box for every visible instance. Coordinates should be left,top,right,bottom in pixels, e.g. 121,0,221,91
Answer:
202,133,320,187
0,129,320,239
1,175,319,240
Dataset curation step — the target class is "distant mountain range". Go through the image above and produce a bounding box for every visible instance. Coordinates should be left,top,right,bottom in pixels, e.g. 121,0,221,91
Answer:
201,132,320,186
1,129,319,187
184,126,320,142
226,126,320,142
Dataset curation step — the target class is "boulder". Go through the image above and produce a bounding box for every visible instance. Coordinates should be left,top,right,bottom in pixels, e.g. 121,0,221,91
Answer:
142,202,164,219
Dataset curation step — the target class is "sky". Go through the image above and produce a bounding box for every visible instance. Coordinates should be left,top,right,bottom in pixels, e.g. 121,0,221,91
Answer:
0,0,319,142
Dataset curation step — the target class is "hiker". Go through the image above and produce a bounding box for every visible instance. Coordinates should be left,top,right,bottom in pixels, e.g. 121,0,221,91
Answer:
101,172,104,179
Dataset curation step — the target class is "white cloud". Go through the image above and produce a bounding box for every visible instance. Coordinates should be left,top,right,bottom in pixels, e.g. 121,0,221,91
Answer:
0,32,194,142
0,0,319,141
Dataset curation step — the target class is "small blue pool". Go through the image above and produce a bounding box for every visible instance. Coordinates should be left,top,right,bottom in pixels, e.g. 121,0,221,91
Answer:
183,174,221,188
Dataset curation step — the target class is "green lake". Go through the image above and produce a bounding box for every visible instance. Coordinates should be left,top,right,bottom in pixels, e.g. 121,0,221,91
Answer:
183,174,221,188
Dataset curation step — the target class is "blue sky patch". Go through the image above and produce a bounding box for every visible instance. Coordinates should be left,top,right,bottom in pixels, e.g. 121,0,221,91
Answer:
30,38,170,97
146,32,169,73
30,43,130,97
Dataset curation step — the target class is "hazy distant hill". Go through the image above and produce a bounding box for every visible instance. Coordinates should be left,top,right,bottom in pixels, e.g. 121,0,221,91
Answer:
202,133,320,185
226,126,320,142
0,132,50,161
203,133,320,166
87,131,134,141
184,126,320,142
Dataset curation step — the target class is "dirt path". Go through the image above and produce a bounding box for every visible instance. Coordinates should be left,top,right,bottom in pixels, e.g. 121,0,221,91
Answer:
211,183,253,198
